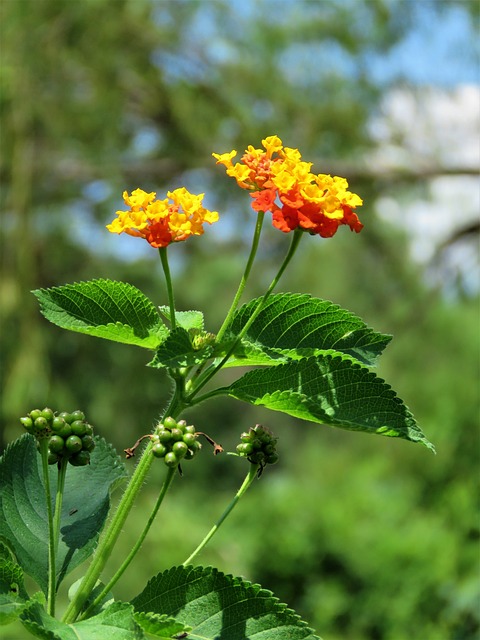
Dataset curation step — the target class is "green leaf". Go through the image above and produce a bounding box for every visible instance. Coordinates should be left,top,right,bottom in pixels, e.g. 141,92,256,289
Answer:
227,293,392,366
33,279,168,349
222,353,434,450
20,600,145,640
0,538,41,627
148,327,214,369
0,549,30,626
158,307,204,331
0,435,127,595
0,549,28,601
133,610,189,639
132,565,321,640
0,591,44,628
0,593,28,627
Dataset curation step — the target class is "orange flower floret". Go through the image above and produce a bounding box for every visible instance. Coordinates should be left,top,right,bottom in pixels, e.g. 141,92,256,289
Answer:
213,136,363,238
107,188,219,248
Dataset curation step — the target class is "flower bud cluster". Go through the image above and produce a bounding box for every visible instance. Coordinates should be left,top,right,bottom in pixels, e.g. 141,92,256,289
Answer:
151,417,201,468
236,424,279,467
20,408,95,466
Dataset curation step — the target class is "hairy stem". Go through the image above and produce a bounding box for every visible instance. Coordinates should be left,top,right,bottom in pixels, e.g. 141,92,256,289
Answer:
80,466,177,619
62,395,181,623
39,439,56,617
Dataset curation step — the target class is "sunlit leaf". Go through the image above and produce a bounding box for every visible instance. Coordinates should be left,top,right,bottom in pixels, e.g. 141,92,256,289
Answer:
221,353,434,450
33,280,168,349
132,565,321,639
226,293,391,366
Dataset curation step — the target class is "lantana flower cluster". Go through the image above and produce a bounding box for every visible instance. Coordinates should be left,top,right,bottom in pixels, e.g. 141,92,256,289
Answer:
107,187,219,248
213,135,363,238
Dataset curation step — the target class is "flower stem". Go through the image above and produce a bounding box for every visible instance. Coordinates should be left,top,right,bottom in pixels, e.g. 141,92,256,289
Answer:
216,212,265,343
62,396,181,623
39,439,56,617
159,246,176,330
188,228,303,400
182,463,259,566
53,457,68,557
80,465,177,620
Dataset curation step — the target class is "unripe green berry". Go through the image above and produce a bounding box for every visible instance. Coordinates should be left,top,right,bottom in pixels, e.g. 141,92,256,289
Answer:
158,429,173,444
182,433,196,447
48,451,60,465
250,451,265,464
172,441,188,459
163,416,177,430
29,409,42,422
170,428,183,442
81,435,95,452
71,420,87,437
20,416,33,431
177,419,187,431
237,442,253,455
184,448,196,460
51,417,66,432
69,450,90,466
251,438,262,450
34,417,49,432
266,453,279,464
240,432,251,443
58,423,72,439
65,435,82,454
152,443,167,458
49,435,65,453
184,424,196,435
264,444,276,455
58,412,73,424
189,440,201,453
70,410,85,423
84,423,94,437
41,408,54,423
164,452,178,468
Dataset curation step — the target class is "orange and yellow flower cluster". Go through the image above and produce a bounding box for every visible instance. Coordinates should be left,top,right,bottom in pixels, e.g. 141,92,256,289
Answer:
106,188,219,248
213,135,363,238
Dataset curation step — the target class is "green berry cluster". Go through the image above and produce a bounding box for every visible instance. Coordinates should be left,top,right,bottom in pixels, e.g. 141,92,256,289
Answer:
151,417,201,468
20,408,95,466
236,424,279,467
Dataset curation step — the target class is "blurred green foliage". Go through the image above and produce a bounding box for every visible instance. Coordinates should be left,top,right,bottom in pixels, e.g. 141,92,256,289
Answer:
1,1,478,639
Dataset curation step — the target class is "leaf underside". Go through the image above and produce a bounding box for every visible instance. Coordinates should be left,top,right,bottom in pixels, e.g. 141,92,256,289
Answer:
0,435,127,595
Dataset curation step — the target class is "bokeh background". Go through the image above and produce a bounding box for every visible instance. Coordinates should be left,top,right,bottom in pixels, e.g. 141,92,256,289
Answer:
1,1,479,639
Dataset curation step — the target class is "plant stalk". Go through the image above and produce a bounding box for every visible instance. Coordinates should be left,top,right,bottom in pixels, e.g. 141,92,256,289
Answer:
80,465,177,620
62,396,181,623
183,463,259,566
159,246,176,330
39,439,56,617
188,228,303,400
216,211,265,343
